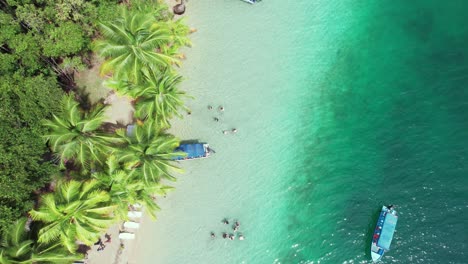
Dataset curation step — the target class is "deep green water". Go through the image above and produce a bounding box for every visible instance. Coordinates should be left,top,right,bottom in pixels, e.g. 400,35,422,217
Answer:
286,0,468,263
131,1,467,263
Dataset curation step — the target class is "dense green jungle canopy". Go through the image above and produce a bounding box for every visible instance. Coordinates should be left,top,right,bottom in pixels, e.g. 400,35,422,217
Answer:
0,0,120,234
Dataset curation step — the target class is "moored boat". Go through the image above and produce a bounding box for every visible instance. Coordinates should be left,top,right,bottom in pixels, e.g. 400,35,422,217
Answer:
173,143,212,160
371,205,398,262
240,0,261,4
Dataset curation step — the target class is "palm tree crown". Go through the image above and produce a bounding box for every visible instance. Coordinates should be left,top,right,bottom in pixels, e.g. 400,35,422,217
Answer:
135,70,190,128
43,94,122,169
94,8,176,82
106,70,190,128
0,218,82,263
29,180,115,253
165,18,192,49
93,156,174,220
116,120,183,184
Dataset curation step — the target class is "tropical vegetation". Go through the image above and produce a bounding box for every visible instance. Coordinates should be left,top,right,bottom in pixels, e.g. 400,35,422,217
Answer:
43,94,123,170
0,218,81,264
94,8,176,82
29,180,115,253
0,73,62,235
92,156,174,220
116,120,183,184
0,0,192,262
106,70,190,127
96,3,192,126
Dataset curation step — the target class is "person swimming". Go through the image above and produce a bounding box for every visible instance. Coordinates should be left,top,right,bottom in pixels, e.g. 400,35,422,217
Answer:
208,105,213,110
219,106,224,111
210,232,215,238
233,226,239,232
235,221,240,227
229,234,235,240
222,219,229,225
238,234,244,240
222,233,228,239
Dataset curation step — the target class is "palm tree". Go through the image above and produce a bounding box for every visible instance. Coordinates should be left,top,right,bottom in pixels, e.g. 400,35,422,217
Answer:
105,70,190,128
115,120,183,184
94,8,176,82
165,18,192,49
43,94,123,169
0,218,82,263
29,180,115,253
134,71,190,127
103,78,139,98
93,156,174,220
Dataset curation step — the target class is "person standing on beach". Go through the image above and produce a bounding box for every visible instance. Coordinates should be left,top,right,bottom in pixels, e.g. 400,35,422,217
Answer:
94,238,102,246
105,233,112,243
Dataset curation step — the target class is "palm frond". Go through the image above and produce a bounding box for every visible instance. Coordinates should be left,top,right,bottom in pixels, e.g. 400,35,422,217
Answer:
94,7,176,81
32,180,113,252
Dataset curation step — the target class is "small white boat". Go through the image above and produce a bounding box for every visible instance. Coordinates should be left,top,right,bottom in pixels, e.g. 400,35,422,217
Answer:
173,143,212,160
241,0,261,4
371,205,398,262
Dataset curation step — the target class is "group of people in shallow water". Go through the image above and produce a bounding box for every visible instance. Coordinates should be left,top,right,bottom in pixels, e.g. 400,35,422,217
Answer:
206,105,238,135
210,218,245,241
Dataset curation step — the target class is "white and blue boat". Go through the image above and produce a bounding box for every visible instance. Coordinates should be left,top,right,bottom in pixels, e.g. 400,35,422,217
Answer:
240,0,261,4
173,143,212,160
371,205,398,262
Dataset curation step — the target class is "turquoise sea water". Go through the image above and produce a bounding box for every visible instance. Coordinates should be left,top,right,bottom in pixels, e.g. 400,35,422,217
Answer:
130,1,467,263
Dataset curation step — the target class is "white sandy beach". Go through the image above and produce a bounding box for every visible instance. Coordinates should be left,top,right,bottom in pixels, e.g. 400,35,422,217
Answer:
85,0,326,262
124,0,309,263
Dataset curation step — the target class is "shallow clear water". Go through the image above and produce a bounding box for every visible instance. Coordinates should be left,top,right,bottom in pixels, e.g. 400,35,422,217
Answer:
130,1,468,263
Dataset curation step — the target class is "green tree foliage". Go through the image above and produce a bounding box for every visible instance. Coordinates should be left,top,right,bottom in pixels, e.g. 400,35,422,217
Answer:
165,17,192,49
94,7,176,82
0,73,62,234
29,180,115,253
116,120,183,184
0,0,120,75
105,70,190,128
0,0,192,254
133,71,191,128
95,1,193,127
41,22,86,58
93,156,174,220
0,218,82,264
43,94,123,170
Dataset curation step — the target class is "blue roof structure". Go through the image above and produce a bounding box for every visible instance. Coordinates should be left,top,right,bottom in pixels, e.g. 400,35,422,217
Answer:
377,212,398,250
